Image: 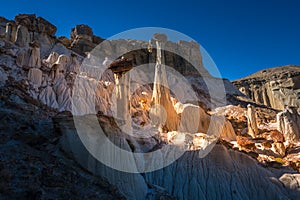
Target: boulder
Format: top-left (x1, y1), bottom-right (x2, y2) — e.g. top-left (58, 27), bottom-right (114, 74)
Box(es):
top-left (279, 173), bottom-right (300, 200)
top-left (176, 103), bottom-right (236, 141)
top-left (219, 119), bottom-right (237, 141)
top-left (272, 142), bottom-right (286, 157)
top-left (177, 103), bottom-right (210, 133)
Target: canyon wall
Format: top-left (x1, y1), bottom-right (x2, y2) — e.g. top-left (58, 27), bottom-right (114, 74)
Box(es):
top-left (232, 66), bottom-right (300, 110)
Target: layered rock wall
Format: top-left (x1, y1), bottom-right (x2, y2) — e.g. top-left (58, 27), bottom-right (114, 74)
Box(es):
top-left (233, 66), bottom-right (300, 110)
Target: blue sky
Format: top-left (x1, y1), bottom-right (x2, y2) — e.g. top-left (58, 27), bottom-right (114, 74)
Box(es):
top-left (2, 0), bottom-right (300, 80)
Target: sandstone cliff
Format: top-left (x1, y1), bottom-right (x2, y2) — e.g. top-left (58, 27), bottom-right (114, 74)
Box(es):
top-left (232, 65), bottom-right (300, 110)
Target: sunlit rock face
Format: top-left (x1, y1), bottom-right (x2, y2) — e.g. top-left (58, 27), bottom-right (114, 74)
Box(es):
top-left (176, 103), bottom-right (210, 133)
top-left (233, 65), bottom-right (300, 110)
top-left (43, 51), bottom-right (59, 67)
top-left (151, 37), bottom-right (179, 132)
top-left (175, 103), bottom-right (236, 141)
top-left (246, 104), bottom-right (259, 138)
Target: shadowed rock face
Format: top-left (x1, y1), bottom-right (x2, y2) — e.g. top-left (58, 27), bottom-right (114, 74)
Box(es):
top-left (233, 65), bottom-right (300, 110)
top-left (277, 106), bottom-right (300, 141)
top-left (69, 24), bottom-right (104, 55)
top-left (1, 14), bottom-right (57, 51)
top-left (14, 14), bottom-right (57, 35)
top-left (0, 94), bottom-right (126, 200)
top-left (56, 114), bottom-right (299, 200)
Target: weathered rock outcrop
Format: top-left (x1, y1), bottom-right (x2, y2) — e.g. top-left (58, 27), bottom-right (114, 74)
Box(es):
top-left (14, 14), bottom-right (56, 36)
top-left (277, 106), bottom-right (300, 141)
top-left (0, 95), bottom-right (125, 200)
top-left (55, 54), bottom-right (70, 71)
top-left (43, 51), bottom-right (59, 67)
top-left (15, 25), bottom-right (30, 47)
top-left (0, 16), bottom-right (9, 36)
top-left (145, 144), bottom-right (297, 200)
top-left (3, 14), bottom-right (57, 49)
top-left (56, 113), bottom-right (299, 200)
top-left (175, 103), bottom-right (236, 141)
top-left (27, 42), bottom-right (41, 68)
top-left (28, 68), bottom-right (43, 89)
top-left (57, 115), bottom-right (149, 200)
top-left (247, 104), bottom-right (258, 138)
top-left (5, 22), bottom-right (16, 42)
top-left (1, 14), bottom-right (300, 200)
top-left (67, 53), bottom-right (80, 73)
top-left (69, 24), bottom-right (104, 55)
top-left (16, 48), bottom-right (29, 67)
top-left (39, 85), bottom-right (59, 109)
top-left (151, 35), bottom-right (179, 132)
top-left (233, 65), bottom-right (300, 110)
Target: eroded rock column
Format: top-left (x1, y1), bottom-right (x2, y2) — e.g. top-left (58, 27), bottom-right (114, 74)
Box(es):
top-left (43, 51), bottom-right (59, 68)
top-left (15, 25), bottom-right (30, 47)
top-left (5, 22), bottom-right (16, 42)
top-left (277, 106), bottom-right (300, 141)
top-left (109, 58), bottom-right (132, 133)
top-left (247, 104), bottom-right (259, 138)
top-left (151, 34), bottom-right (179, 132)
top-left (27, 42), bottom-right (42, 90)
top-left (28, 41), bottom-right (41, 68)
